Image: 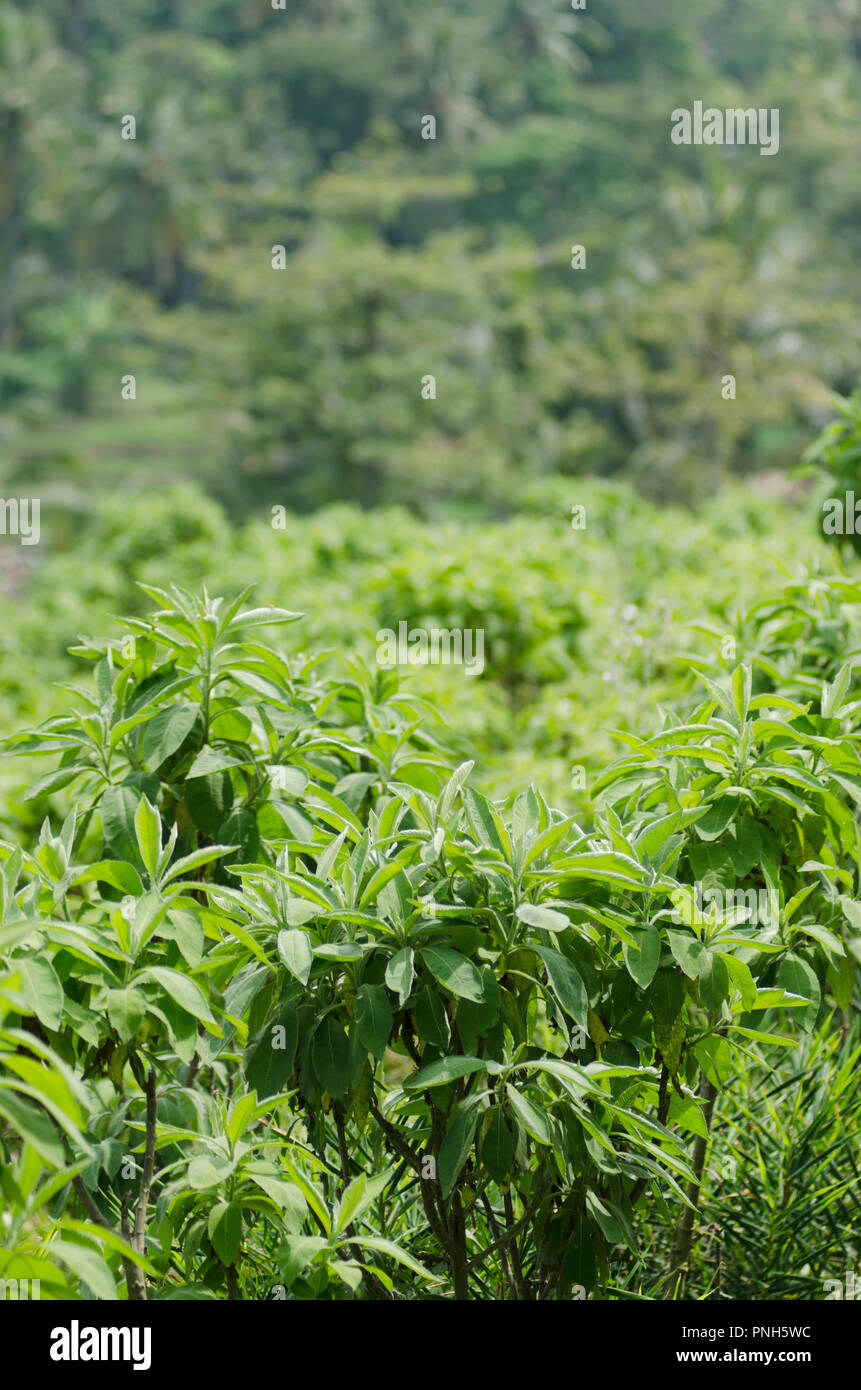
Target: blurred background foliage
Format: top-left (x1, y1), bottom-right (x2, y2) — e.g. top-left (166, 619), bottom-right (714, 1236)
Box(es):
top-left (0, 0), bottom-right (858, 511)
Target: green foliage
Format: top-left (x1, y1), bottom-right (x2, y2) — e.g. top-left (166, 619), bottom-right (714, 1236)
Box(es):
top-left (2, 567), bottom-right (860, 1299)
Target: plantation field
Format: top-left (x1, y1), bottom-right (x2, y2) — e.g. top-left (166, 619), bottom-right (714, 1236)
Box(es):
top-left (2, 0), bottom-right (861, 1312)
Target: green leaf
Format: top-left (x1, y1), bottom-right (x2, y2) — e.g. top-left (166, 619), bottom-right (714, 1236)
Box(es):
top-left (185, 768), bottom-right (235, 834)
top-left (134, 797), bottom-right (162, 882)
top-left (345, 1235), bottom-right (434, 1282)
top-left (516, 903), bottom-right (569, 933)
top-left (354, 984), bottom-right (393, 1060)
top-left (726, 817), bottom-right (762, 877)
top-left (649, 970), bottom-right (685, 1028)
top-left (531, 946), bottom-right (588, 1026)
top-left (413, 987), bottom-right (450, 1048)
top-left (698, 951), bottom-right (730, 1014)
top-left (187, 1154), bottom-right (235, 1191)
top-left (622, 924), bottom-right (661, 988)
top-left (505, 1083), bottom-right (551, 1145)
top-left (420, 945), bottom-right (485, 1002)
top-left (439, 1097), bottom-right (481, 1198)
top-left (438, 760), bottom-right (474, 820)
top-left (140, 702), bottom-right (198, 770)
top-left (227, 606), bottom-right (303, 631)
top-left (776, 953), bottom-right (821, 1031)
top-left (277, 929), bottom-right (314, 987)
top-left (562, 1216), bottom-right (597, 1291)
top-left (666, 931), bottom-right (707, 980)
top-left (218, 808), bottom-right (259, 866)
top-left (463, 786), bottom-right (510, 859)
top-left (695, 1035), bottom-right (732, 1088)
top-left (169, 909), bottom-right (205, 968)
top-left (314, 943), bottom-right (364, 963)
top-left (188, 748), bottom-right (242, 778)
top-left (839, 896), bottom-right (861, 933)
top-left (100, 785), bottom-right (141, 864)
top-left (51, 1240), bottom-right (118, 1301)
top-left (692, 796), bottom-right (738, 842)
top-left (16, 956), bottom-right (63, 1031)
top-left (312, 1016), bottom-right (351, 1098)
top-left (208, 1201), bottom-right (242, 1265)
top-left (163, 846), bottom-right (235, 887)
top-left (106, 988), bottom-right (146, 1043)
top-left (75, 860), bottom-right (144, 896)
top-left (333, 1169), bottom-right (391, 1237)
top-left (688, 841), bottom-right (734, 895)
top-left (137, 966), bottom-right (215, 1024)
top-left (722, 954), bottom-right (757, 1011)
top-left (481, 1108), bottom-right (515, 1184)
top-left (668, 1094), bottom-right (709, 1141)
top-left (0, 1090), bottom-right (65, 1166)
top-left (403, 1056), bottom-right (485, 1091)
top-left (385, 948), bottom-right (414, 1006)
top-left (245, 1002), bottom-right (299, 1099)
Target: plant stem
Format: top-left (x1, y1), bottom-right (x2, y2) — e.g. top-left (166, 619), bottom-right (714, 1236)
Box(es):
top-left (663, 1077), bottom-right (718, 1299)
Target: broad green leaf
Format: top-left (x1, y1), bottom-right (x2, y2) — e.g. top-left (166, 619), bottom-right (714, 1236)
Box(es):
top-left (0, 1091), bottom-right (65, 1166)
top-left (106, 988), bottom-right (146, 1043)
top-left (75, 861), bottom-right (144, 896)
top-left (403, 1056), bottom-right (485, 1091)
top-left (137, 966), bottom-right (214, 1024)
top-left (698, 950), bottom-right (730, 1014)
top-left (463, 786), bottom-right (510, 860)
top-left (481, 1108), bottom-right (515, 1184)
top-left (516, 903), bottom-right (569, 933)
top-left (134, 797), bottom-right (162, 882)
top-left (346, 1235), bottom-right (434, 1282)
top-left (622, 924), bottom-right (661, 988)
top-left (649, 969), bottom-right (685, 1028)
top-left (187, 1154), bottom-right (236, 1191)
top-left (208, 1201), bottom-right (242, 1265)
top-left (100, 785), bottom-right (141, 864)
top-left (505, 1083), bottom-right (551, 1145)
top-left (776, 953), bottom-right (821, 1031)
top-left (140, 702), bottom-right (198, 770)
top-left (438, 760), bottom-right (474, 820)
top-left (385, 948), bottom-right (414, 1006)
top-left (333, 1169), bottom-right (391, 1237)
top-left (439, 1097), bottom-right (481, 1198)
top-left (531, 945), bottom-right (588, 1026)
top-left (277, 929), bottom-right (313, 987)
top-left (16, 956), bottom-right (63, 1031)
top-left (666, 930), bottom-right (707, 980)
top-left (354, 984), bottom-right (393, 1060)
top-left (50, 1241), bottom-right (118, 1301)
top-left (312, 1016), bottom-right (351, 1099)
top-left (245, 1002), bottom-right (299, 1099)
top-left (420, 946), bottom-right (485, 1002)
top-left (413, 987), bottom-right (450, 1048)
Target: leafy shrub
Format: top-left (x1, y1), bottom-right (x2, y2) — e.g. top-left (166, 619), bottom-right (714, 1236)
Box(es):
top-left (2, 577), bottom-right (859, 1298)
